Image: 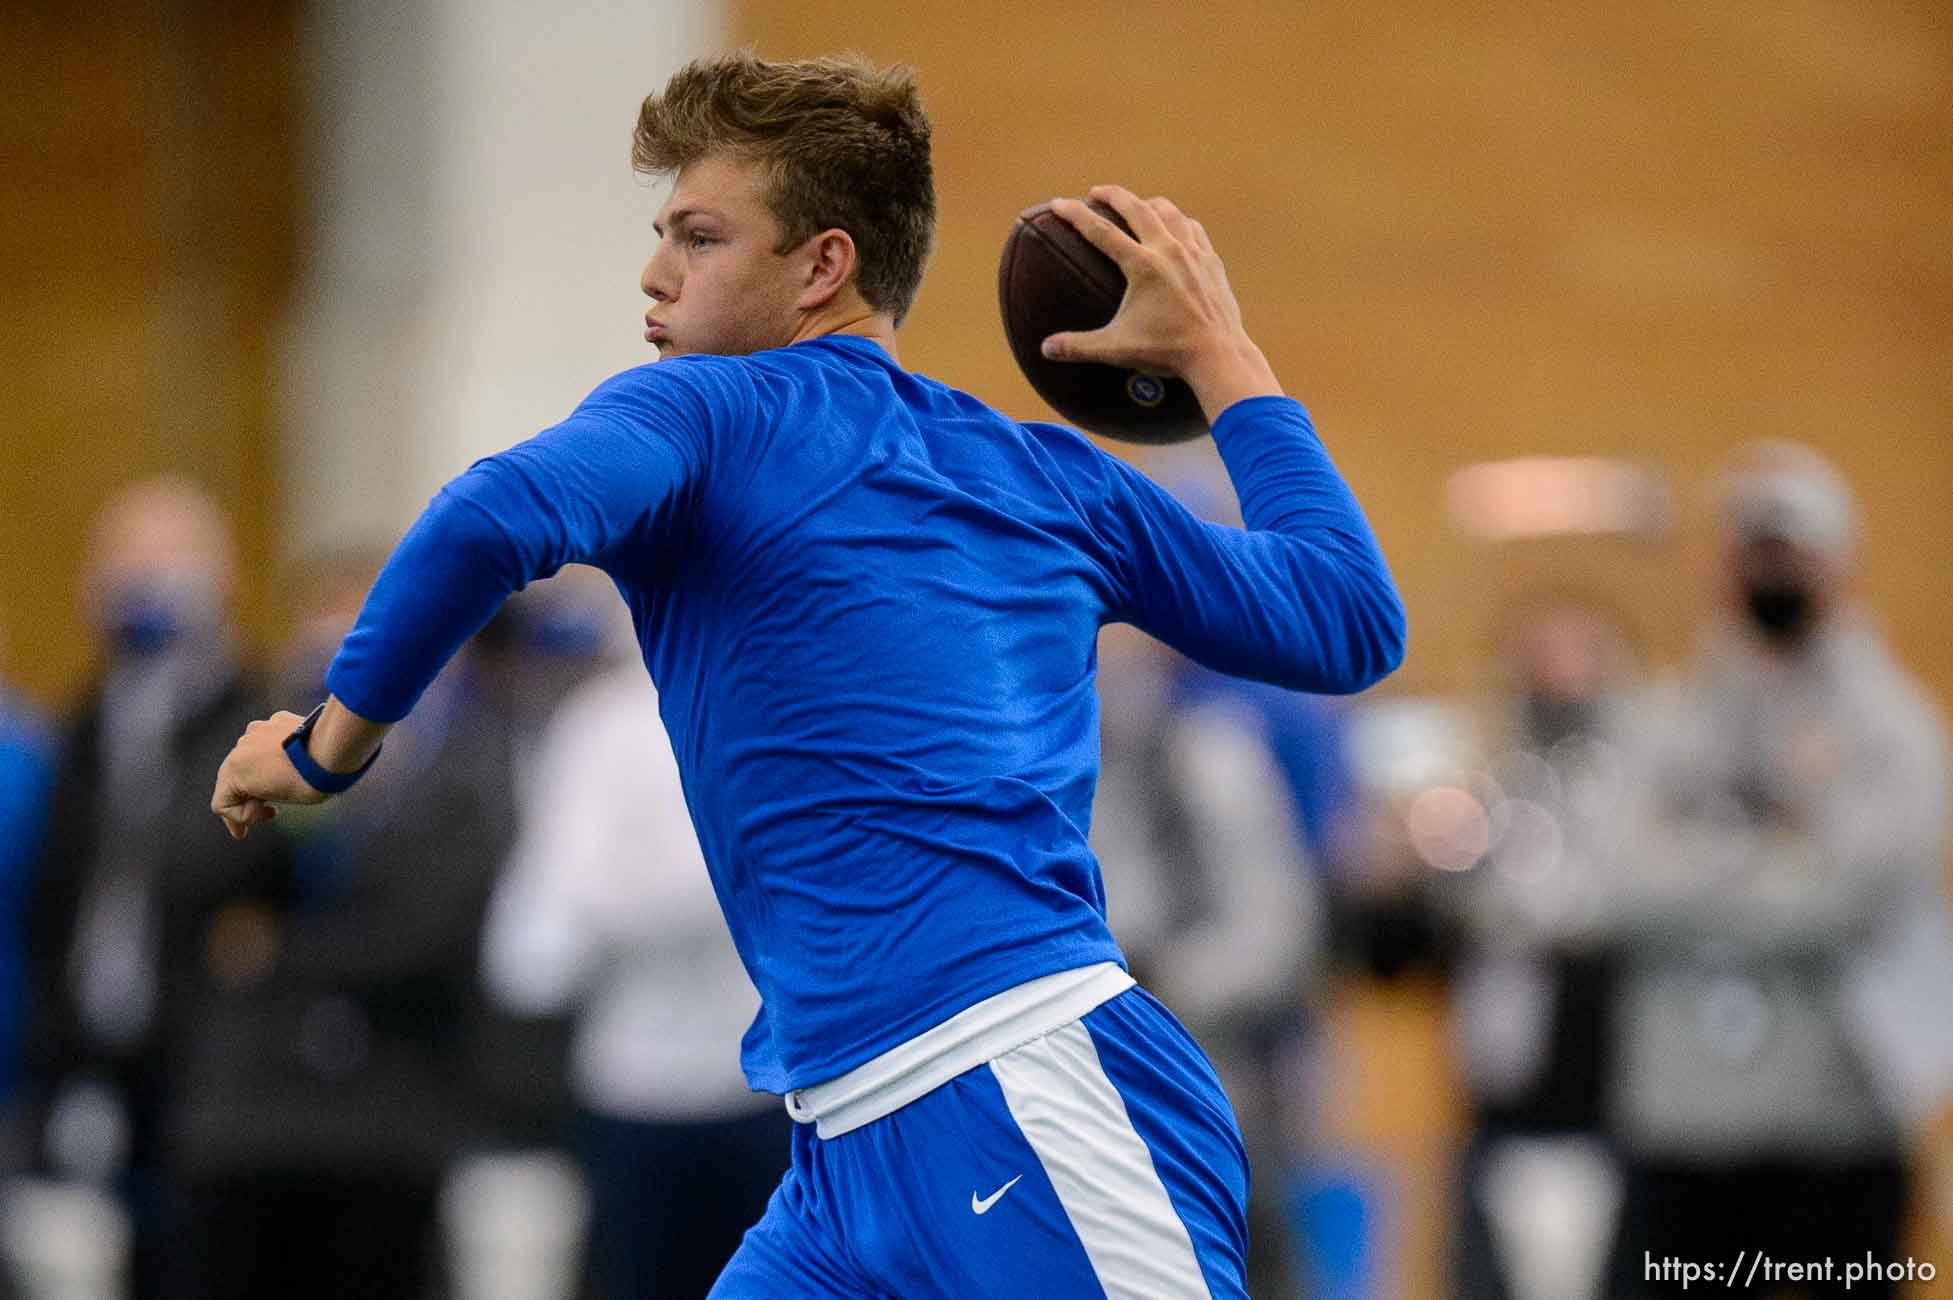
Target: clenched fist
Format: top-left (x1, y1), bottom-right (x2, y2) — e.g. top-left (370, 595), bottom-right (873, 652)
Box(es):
top-left (210, 711), bottom-right (326, 840)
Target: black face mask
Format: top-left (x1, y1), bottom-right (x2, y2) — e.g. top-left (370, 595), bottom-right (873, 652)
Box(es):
top-left (1744, 581), bottom-right (1814, 644)
top-left (104, 583), bottom-right (187, 656)
top-left (1521, 693), bottom-right (1599, 749)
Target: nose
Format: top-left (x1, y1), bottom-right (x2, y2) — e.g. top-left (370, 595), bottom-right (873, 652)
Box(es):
top-left (641, 242), bottom-right (675, 302)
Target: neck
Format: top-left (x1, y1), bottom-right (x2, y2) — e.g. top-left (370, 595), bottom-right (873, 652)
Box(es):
top-left (790, 301), bottom-right (901, 365)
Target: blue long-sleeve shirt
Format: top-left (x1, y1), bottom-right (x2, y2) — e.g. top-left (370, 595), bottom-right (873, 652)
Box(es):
top-left (328, 334), bottom-right (1403, 1091)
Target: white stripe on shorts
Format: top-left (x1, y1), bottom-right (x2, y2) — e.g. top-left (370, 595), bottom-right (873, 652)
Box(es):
top-left (987, 1018), bottom-right (1212, 1299)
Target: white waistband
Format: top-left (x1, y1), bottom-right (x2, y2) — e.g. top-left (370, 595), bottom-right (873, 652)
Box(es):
top-left (783, 962), bottom-right (1136, 1139)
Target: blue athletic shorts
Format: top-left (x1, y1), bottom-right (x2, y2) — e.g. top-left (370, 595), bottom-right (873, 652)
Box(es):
top-left (708, 985), bottom-right (1250, 1298)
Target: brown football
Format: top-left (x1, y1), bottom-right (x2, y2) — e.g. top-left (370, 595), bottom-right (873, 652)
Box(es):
top-left (996, 200), bottom-right (1208, 444)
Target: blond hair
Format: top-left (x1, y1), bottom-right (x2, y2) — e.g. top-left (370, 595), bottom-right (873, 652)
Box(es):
top-left (633, 52), bottom-right (936, 324)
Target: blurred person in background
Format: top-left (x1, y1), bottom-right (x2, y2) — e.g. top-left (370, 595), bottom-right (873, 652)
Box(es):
top-left (495, 565), bottom-right (622, 731)
top-left (16, 476), bottom-right (283, 1300)
top-left (164, 546), bottom-right (515, 1300)
top-left (0, 638), bottom-right (54, 1144)
top-left (0, 637), bottom-right (52, 1300)
top-left (444, 566), bottom-right (635, 1300)
top-left (1441, 595), bottom-right (1640, 1300)
top-left (481, 648), bottom-right (790, 1300)
top-left (1601, 442), bottom-right (1948, 1299)
top-left (1092, 623), bottom-right (1326, 1298)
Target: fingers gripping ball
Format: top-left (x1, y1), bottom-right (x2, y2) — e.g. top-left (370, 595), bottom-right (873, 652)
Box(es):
top-left (998, 200), bottom-right (1208, 444)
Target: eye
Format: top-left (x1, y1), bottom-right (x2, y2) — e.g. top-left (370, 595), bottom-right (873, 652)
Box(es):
top-left (687, 232), bottom-right (716, 251)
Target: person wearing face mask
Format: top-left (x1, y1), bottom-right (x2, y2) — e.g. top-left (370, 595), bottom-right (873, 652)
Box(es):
top-left (1597, 443), bottom-right (1949, 1299)
top-left (17, 477), bottom-right (291, 1300)
top-left (148, 544), bottom-right (530, 1300)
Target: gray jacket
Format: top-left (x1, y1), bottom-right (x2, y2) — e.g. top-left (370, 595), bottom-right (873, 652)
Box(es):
top-left (1601, 618), bottom-right (1947, 1162)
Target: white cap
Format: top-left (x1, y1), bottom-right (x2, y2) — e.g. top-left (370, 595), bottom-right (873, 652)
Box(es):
top-left (1719, 439), bottom-right (1858, 557)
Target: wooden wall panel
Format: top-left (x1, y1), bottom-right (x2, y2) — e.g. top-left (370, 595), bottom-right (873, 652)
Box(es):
top-left (735, 0), bottom-right (1953, 704)
top-left (0, 3), bottom-right (299, 705)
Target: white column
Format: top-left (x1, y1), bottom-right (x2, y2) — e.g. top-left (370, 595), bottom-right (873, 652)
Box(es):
top-left (285, 0), bottom-right (724, 554)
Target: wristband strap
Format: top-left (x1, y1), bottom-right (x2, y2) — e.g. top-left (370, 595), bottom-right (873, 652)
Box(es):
top-left (283, 702), bottom-right (382, 795)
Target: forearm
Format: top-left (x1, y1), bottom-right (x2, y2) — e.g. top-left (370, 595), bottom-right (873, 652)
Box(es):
top-left (1109, 399), bottom-right (1405, 696)
top-left (1182, 335), bottom-right (1284, 426)
top-left (1608, 822), bottom-right (1905, 954)
top-left (213, 490), bottom-right (520, 834)
top-left (305, 695), bottom-right (391, 776)
top-left (217, 393), bottom-right (693, 839)
top-left (1208, 398), bottom-right (1406, 691)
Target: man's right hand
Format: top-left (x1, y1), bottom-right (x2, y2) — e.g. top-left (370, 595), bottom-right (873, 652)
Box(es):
top-left (211, 696), bottom-right (390, 840)
top-left (1041, 184), bottom-right (1284, 424)
top-left (211, 711), bottom-right (326, 839)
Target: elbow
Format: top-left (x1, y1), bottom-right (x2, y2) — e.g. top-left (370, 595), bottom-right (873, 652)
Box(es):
top-left (1317, 579), bottom-right (1408, 696)
top-left (1351, 603), bottom-right (1409, 693)
top-left (1369, 585), bottom-right (1410, 684)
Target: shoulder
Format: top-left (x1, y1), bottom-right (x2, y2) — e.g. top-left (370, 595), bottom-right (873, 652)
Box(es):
top-left (537, 356), bottom-right (769, 489)
top-left (579, 354), bottom-right (761, 423)
top-left (0, 688), bottom-right (52, 756)
top-left (586, 337), bottom-right (884, 407)
top-left (0, 704), bottom-right (54, 808)
top-left (1860, 640), bottom-right (1947, 778)
top-left (1020, 416), bottom-right (1106, 461)
top-left (1014, 418), bottom-right (1139, 502)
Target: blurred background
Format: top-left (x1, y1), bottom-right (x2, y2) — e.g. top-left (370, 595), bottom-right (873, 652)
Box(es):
top-left (2, 1), bottom-right (1949, 1298)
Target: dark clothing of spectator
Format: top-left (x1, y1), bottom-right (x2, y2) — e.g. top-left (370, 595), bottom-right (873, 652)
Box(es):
top-left (1612, 1156), bottom-right (1908, 1299)
top-left (21, 666), bottom-right (289, 1299)
top-left (168, 666), bottom-right (513, 1298)
top-left (176, 1171), bottom-right (443, 1300)
top-left (578, 1108), bottom-right (791, 1300)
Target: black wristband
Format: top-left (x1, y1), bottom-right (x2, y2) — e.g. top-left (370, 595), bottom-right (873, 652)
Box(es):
top-left (283, 703), bottom-right (382, 795)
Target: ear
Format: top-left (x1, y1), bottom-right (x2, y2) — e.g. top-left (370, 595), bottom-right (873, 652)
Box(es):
top-left (795, 228), bottom-right (859, 312)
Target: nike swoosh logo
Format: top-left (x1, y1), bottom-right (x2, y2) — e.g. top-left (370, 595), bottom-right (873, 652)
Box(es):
top-left (971, 1174), bottom-right (1023, 1215)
